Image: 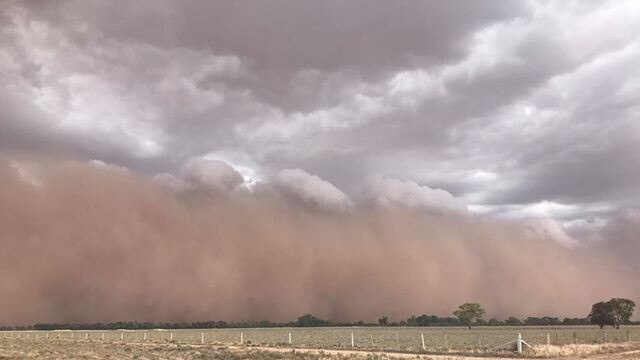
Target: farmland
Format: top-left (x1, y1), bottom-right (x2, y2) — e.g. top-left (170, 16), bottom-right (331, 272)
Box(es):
top-left (2, 326), bottom-right (640, 355)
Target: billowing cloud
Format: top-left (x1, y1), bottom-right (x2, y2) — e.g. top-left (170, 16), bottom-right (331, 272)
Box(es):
top-left (1, 1), bottom-right (638, 232)
top-left (362, 177), bottom-right (467, 215)
top-left (181, 159), bottom-right (244, 193)
top-left (1, 0), bottom-right (640, 324)
top-left (0, 155), bottom-right (638, 326)
top-left (154, 158), bottom-right (245, 196)
top-left (524, 218), bottom-right (578, 247)
top-left (274, 169), bottom-right (353, 213)
top-left (152, 172), bottom-right (191, 192)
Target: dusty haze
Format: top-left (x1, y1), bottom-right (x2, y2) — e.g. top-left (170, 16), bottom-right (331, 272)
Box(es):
top-left (0, 154), bottom-right (637, 326)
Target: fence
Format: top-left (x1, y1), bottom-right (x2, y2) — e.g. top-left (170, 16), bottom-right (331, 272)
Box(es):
top-left (1, 326), bottom-right (639, 354)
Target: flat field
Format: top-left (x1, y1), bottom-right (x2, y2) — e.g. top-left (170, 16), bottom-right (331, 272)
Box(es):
top-left (2, 336), bottom-right (640, 360)
top-left (3, 326), bottom-right (640, 353)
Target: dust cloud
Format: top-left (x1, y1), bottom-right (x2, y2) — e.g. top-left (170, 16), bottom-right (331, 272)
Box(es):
top-left (0, 154), bottom-right (637, 326)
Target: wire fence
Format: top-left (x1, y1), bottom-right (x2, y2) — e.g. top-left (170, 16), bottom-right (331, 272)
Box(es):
top-left (2, 326), bottom-right (639, 353)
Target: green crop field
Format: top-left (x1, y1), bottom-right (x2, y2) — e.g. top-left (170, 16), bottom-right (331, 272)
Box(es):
top-left (3, 326), bottom-right (640, 353)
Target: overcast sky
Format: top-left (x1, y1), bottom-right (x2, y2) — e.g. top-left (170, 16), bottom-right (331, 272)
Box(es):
top-left (2, 0), bottom-right (640, 239)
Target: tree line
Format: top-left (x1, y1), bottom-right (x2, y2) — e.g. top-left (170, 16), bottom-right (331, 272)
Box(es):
top-left (1, 298), bottom-right (635, 331)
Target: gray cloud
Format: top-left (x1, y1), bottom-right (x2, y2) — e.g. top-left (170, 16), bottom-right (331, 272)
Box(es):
top-left (1, 0), bottom-right (639, 243)
top-left (362, 177), bottom-right (467, 215)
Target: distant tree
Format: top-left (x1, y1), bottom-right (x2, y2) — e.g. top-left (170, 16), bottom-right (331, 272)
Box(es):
top-left (608, 298), bottom-right (636, 329)
top-left (216, 321), bottom-right (228, 328)
top-left (488, 318), bottom-right (501, 326)
top-left (562, 317), bottom-right (591, 326)
top-left (453, 303), bottom-right (485, 329)
top-left (589, 302), bottom-right (615, 329)
top-left (378, 317), bottom-right (388, 326)
top-left (505, 316), bottom-right (522, 326)
top-left (294, 314), bottom-right (330, 327)
top-left (523, 317), bottom-right (561, 326)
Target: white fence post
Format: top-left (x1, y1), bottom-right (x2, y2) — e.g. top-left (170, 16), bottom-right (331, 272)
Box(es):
top-left (85, 333), bottom-right (88, 340)
top-left (121, 332), bottom-right (124, 342)
top-left (101, 333), bottom-right (104, 341)
top-left (240, 332), bottom-right (243, 344)
top-left (144, 332), bottom-right (147, 341)
top-left (351, 332), bottom-right (355, 348)
top-left (517, 333), bottom-right (523, 354)
top-left (170, 332), bottom-right (173, 341)
top-left (288, 332), bottom-right (292, 345)
top-left (421, 333), bottom-right (426, 351)
top-left (201, 332), bottom-right (204, 344)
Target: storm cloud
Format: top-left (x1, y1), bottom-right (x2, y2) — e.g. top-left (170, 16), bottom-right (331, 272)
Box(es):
top-left (1, 1), bottom-right (639, 324)
top-left (0, 155), bottom-right (638, 326)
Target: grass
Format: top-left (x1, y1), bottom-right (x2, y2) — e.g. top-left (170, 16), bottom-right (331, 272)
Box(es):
top-left (531, 342), bottom-right (640, 357)
top-left (2, 326), bottom-right (640, 355)
top-left (0, 339), bottom-right (404, 359)
top-left (3, 336), bottom-right (640, 359)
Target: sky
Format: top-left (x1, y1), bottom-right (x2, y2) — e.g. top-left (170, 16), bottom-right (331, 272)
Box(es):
top-left (1, 1), bottom-right (640, 323)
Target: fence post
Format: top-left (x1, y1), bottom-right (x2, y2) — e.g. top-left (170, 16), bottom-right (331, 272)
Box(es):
top-left (144, 332), bottom-right (147, 341)
top-left (101, 333), bottom-right (104, 341)
top-left (547, 333), bottom-right (550, 345)
top-left (444, 333), bottom-right (448, 348)
top-left (478, 334), bottom-right (481, 347)
top-left (170, 332), bottom-right (173, 341)
top-left (85, 333), bottom-right (88, 340)
top-left (121, 332), bottom-right (124, 342)
top-left (573, 332), bottom-right (577, 344)
top-left (421, 333), bottom-right (426, 351)
top-left (626, 330), bottom-right (630, 342)
top-left (288, 332), bottom-right (292, 345)
top-left (351, 332), bottom-right (355, 348)
top-left (201, 332), bottom-right (204, 344)
top-left (240, 332), bottom-right (243, 344)
top-left (517, 333), bottom-right (523, 354)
